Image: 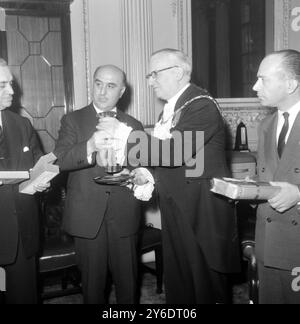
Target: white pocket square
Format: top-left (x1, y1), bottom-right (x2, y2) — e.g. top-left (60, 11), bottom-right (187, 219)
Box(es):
top-left (23, 146), bottom-right (30, 152)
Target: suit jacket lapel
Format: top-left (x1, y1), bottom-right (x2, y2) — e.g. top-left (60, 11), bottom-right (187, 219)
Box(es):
top-left (82, 104), bottom-right (99, 140)
top-left (116, 109), bottom-right (131, 126)
top-left (275, 111), bottom-right (300, 179)
top-left (263, 113), bottom-right (279, 178)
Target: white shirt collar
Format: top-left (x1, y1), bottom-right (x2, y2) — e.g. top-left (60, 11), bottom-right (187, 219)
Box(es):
top-left (93, 103), bottom-right (117, 115)
top-left (162, 83), bottom-right (190, 121)
top-left (278, 100), bottom-right (300, 120)
top-left (167, 83), bottom-right (190, 109)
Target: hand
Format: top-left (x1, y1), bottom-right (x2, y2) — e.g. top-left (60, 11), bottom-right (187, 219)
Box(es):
top-left (96, 117), bottom-right (122, 136)
top-left (130, 168), bottom-right (149, 186)
top-left (268, 182), bottom-right (300, 213)
top-left (96, 147), bottom-right (117, 168)
top-left (87, 130), bottom-right (114, 155)
top-left (33, 182), bottom-right (51, 193)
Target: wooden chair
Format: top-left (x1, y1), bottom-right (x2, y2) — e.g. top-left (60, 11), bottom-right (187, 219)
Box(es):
top-left (237, 202), bottom-right (259, 304)
top-left (139, 224), bottom-right (163, 294)
top-left (39, 233), bottom-right (81, 301)
top-left (38, 180), bottom-right (81, 301)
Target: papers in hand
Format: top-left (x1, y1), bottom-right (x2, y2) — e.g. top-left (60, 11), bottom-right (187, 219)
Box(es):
top-left (0, 171), bottom-right (30, 184)
top-left (19, 153), bottom-right (59, 195)
top-left (210, 177), bottom-right (281, 200)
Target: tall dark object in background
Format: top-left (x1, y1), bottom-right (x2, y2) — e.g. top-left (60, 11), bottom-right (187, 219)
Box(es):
top-left (230, 0), bottom-right (266, 97)
top-left (192, 0), bottom-right (265, 98)
top-left (0, 0), bottom-right (74, 153)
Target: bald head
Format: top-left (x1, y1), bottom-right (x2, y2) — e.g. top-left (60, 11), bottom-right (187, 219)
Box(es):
top-left (92, 65), bottom-right (126, 111)
top-left (93, 65), bottom-right (126, 87)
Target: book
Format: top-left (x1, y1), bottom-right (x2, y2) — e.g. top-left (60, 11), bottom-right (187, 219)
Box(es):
top-left (0, 171), bottom-right (30, 184)
top-left (210, 177), bottom-right (281, 200)
top-left (19, 153), bottom-right (59, 195)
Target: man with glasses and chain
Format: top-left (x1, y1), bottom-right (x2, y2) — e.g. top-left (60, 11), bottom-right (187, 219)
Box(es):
top-left (98, 49), bottom-right (241, 304)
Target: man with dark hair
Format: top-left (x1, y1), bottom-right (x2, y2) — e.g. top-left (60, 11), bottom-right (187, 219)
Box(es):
top-left (253, 49), bottom-right (300, 304)
top-left (0, 58), bottom-right (49, 304)
top-left (54, 65), bottom-right (144, 304)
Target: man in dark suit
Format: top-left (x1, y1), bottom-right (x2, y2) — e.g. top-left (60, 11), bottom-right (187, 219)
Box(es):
top-left (0, 58), bottom-right (49, 304)
top-left (253, 50), bottom-right (300, 304)
top-left (100, 49), bottom-right (241, 304)
top-left (54, 65), bottom-right (144, 304)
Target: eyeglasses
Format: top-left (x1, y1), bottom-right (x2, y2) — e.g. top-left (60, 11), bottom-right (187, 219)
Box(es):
top-left (146, 66), bottom-right (179, 80)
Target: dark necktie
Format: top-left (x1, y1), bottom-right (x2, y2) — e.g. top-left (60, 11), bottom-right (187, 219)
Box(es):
top-left (277, 112), bottom-right (289, 158)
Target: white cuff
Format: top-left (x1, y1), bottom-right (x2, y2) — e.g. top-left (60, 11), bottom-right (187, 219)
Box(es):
top-left (132, 168), bottom-right (155, 201)
top-left (137, 168), bottom-right (155, 184)
top-left (133, 182), bottom-right (155, 201)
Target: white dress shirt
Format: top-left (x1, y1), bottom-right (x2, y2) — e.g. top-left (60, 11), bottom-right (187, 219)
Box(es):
top-left (276, 100), bottom-right (300, 144)
top-left (153, 83), bottom-right (190, 140)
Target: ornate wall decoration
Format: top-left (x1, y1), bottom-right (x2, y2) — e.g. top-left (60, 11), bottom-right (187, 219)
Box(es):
top-left (218, 99), bottom-right (275, 151)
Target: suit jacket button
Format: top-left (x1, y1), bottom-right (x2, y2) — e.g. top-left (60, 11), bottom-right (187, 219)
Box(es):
top-left (266, 217), bottom-right (272, 223)
top-left (292, 220), bottom-right (298, 226)
top-left (262, 168), bottom-right (265, 173)
top-left (295, 168), bottom-right (300, 174)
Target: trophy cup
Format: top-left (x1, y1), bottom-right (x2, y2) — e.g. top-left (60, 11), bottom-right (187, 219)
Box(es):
top-left (93, 111), bottom-right (132, 186)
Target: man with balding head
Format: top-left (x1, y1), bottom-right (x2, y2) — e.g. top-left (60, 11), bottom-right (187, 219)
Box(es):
top-left (253, 50), bottom-right (300, 304)
top-left (54, 65), bottom-right (144, 304)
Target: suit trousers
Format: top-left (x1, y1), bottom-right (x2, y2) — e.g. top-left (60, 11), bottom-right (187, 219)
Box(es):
top-left (159, 194), bottom-right (232, 304)
top-left (0, 235), bottom-right (37, 304)
top-left (258, 261), bottom-right (300, 304)
top-left (74, 211), bottom-right (138, 304)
